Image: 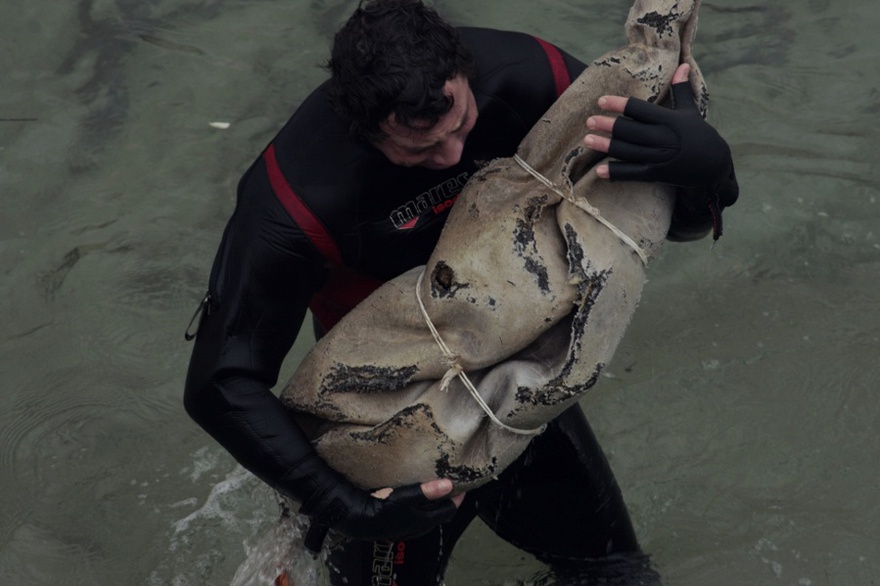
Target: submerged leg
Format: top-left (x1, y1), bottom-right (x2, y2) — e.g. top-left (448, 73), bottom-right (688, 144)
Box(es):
top-left (325, 497), bottom-right (479, 585)
top-left (472, 404), bottom-right (661, 583)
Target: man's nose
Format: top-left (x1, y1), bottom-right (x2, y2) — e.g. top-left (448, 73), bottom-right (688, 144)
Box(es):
top-left (430, 137), bottom-right (465, 168)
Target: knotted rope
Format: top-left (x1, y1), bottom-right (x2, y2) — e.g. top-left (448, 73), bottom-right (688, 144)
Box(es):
top-left (513, 153), bottom-right (650, 266)
top-left (415, 272), bottom-right (546, 436)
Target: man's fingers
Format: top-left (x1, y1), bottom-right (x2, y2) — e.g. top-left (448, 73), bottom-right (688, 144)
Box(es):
top-left (612, 117), bottom-right (678, 146)
top-left (584, 115), bottom-right (614, 153)
top-left (586, 114), bottom-right (615, 134)
top-left (424, 479), bottom-right (465, 509)
top-left (672, 63), bottom-right (690, 85)
top-left (419, 478), bottom-right (454, 500)
top-left (587, 62), bottom-right (696, 184)
top-left (596, 95), bottom-right (628, 113)
top-left (583, 134), bottom-right (611, 153)
top-left (373, 478), bottom-right (464, 509)
top-left (371, 487), bottom-right (393, 499)
top-left (595, 63), bottom-right (687, 121)
top-left (609, 138), bottom-right (675, 165)
top-left (371, 478), bottom-right (453, 501)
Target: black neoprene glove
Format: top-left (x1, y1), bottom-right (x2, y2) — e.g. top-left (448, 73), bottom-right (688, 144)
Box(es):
top-left (608, 80), bottom-right (738, 240)
top-left (607, 80), bottom-right (733, 189)
top-left (281, 450), bottom-right (458, 552)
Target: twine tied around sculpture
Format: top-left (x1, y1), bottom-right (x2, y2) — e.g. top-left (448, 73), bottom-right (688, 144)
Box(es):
top-left (414, 272), bottom-right (546, 437)
top-left (513, 153), bottom-right (650, 266)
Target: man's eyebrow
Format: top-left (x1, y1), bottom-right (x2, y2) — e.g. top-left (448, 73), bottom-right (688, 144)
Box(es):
top-left (401, 97), bottom-right (470, 154)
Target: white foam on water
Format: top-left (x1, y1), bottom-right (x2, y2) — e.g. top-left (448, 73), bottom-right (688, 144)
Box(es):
top-left (172, 464), bottom-right (257, 539)
top-left (230, 514), bottom-right (324, 586)
top-left (147, 454), bottom-right (278, 585)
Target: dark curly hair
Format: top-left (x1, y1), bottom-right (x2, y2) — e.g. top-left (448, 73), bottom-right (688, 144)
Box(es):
top-left (325, 0), bottom-right (476, 144)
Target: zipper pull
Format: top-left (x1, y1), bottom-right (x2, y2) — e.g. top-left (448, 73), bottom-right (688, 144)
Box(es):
top-left (184, 293), bottom-right (211, 341)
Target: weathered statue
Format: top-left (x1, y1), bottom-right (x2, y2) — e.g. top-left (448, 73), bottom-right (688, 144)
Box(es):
top-left (282, 0), bottom-right (707, 493)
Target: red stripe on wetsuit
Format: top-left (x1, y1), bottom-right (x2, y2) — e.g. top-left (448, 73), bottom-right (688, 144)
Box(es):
top-left (532, 36), bottom-right (572, 97)
top-left (263, 144), bottom-right (382, 332)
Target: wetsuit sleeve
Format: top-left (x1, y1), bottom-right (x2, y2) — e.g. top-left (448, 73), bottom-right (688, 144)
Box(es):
top-left (182, 179), bottom-right (458, 546)
top-left (183, 185), bottom-right (326, 495)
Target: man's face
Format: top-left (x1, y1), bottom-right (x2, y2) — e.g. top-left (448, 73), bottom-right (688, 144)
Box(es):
top-left (374, 74), bottom-right (478, 170)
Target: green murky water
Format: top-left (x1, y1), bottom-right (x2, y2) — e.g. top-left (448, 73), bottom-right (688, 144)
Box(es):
top-left (2, 1), bottom-right (878, 584)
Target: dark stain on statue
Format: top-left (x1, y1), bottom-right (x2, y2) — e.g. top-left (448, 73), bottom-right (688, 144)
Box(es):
top-left (514, 384), bottom-right (575, 407)
top-left (471, 165), bottom-right (502, 183)
top-left (558, 224), bottom-right (611, 383)
top-left (594, 56), bottom-right (622, 68)
top-left (281, 393), bottom-right (344, 420)
top-left (564, 362), bottom-right (605, 394)
top-left (563, 145), bottom-right (595, 185)
top-left (522, 257), bottom-right (550, 293)
top-left (435, 453), bottom-right (497, 484)
top-left (563, 223), bottom-right (585, 271)
top-left (521, 362), bottom-right (605, 410)
top-left (349, 403), bottom-right (435, 445)
top-left (430, 261), bottom-right (471, 298)
top-left (561, 269), bottom-right (610, 381)
top-left (322, 362), bottom-right (418, 394)
top-left (637, 10), bottom-right (677, 37)
top-left (513, 196), bottom-right (551, 294)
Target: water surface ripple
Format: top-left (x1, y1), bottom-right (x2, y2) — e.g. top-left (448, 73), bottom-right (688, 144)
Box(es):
top-left (1, 0), bottom-right (878, 584)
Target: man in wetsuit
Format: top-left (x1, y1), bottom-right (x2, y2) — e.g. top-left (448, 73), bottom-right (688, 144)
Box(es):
top-left (183, 0), bottom-right (739, 583)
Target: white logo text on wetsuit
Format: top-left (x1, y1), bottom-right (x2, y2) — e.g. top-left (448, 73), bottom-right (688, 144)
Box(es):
top-left (390, 172), bottom-right (469, 230)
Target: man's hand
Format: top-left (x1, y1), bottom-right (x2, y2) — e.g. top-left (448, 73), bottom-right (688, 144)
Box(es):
top-left (582, 63), bottom-right (732, 189)
top-left (298, 463), bottom-right (464, 553)
top-left (372, 478), bottom-right (466, 508)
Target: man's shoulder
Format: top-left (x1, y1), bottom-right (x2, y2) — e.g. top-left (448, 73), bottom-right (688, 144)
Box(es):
top-left (280, 82), bottom-right (350, 150)
top-left (269, 82), bottom-right (371, 187)
top-left (459, 27), bottom-right (584, 91)
top-left (458, 26), bottom-right (540, 60)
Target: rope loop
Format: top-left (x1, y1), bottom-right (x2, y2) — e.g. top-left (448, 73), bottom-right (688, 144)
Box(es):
top-left (513, 153), bottom-right (649, 266)
top-left (415, 272), bottom-right (545, 436)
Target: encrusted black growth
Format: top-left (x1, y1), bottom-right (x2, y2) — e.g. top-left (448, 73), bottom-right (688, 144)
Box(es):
top-left (594, 56), bottom-right (622, 68)
top-left (430, 261), bottom-right (471, 298)
top-left (513, 360), bottom-right (606, 409)
top-left (522, 257), bottom-right (550, 293)
top-left (564, 147), bottom-right (582, 166)
top-left (698, 85), bottom-right (710, 116)
top-left (281, 393), bottom-right (345, 421)
top-left (556, 224), bottom-right (612, 384)
top-left (471, 166), bottom-right (502, 183)
top-left (322, 363), bottom-right (418, 394)
top-left (349, 403), bottom-right (436, 445)
top-left (434, 453), bottom-right (497, 484)
top-left (513, 195), bottom-right (551, 294)
top-left (563, 223), bottom-right (586, 273)
top-left (562, 145), bottom-right (595, 185)
top-left (563, 361), bottom-right (605, 394)
top-left (637, 10), bottom-right (678, 37)
top-left (514, 384), bottom-right (575, 407)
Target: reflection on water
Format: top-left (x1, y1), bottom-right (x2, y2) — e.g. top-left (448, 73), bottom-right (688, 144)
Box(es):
top-left (1, 0), bottom-right (878, 584)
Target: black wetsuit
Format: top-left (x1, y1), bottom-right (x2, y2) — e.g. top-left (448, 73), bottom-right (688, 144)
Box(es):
top-left (185, 27), bottom-right (735, 584)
